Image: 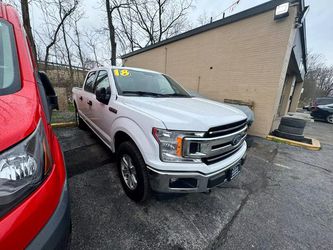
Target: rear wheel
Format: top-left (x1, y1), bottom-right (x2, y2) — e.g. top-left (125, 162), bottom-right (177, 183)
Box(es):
top-left (74, 104), bottom-right (86, 129)
top-left (326, 114), bottom-right (333, 124)
top-left (117, 141), bottom-right (150, 202)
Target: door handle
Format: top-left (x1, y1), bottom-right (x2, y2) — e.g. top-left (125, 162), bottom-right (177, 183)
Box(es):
top-left (87, 100), bottom-right (92, 106)
top-left (109, 107), bottom-right (118, 114)
top-left (79, 96), bottom-right (83, 101)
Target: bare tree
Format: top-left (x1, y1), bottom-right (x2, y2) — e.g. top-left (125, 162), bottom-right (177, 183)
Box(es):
top-left (105, 0), bottom-right (129, 65)
top-left (37, 0), bottom-right (78, 71)
top-left (127, 0), bottom-right (193, 46)
top-left (21, 0), bottom-right (38, 63)
top-left (59, 1), bottom-right (80, 82)
top-left (301, 52), bottom-right (333, 105)
top-left (116, 1), bottom-right (141, 52)
top-left (197, 10), bottom-right (211, 26)
top-left (72, 12), bottom-right (85, 69)
top-left (85, 31), bottom-right (101, 67)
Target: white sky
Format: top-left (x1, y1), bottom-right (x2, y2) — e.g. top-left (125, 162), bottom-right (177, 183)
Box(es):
top-left (27, 0), bottom-right (333, 66)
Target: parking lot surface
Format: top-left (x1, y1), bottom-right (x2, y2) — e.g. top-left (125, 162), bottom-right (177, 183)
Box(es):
top-left (55, 121), bottom-right (333, 249)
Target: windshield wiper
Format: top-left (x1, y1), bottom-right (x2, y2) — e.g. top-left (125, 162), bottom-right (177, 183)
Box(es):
top-left (160, 93), bottom-right (189, 97)
top-left (122, 91), bottom-right (164, 97)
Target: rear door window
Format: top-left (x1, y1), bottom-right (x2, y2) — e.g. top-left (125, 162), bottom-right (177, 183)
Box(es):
top-left (0, 20), bottom-right (21, 96)
top-left (84, 71), bottom-right (97, 93)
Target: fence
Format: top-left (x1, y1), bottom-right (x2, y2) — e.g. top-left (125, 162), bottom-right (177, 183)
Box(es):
top-left (38, 61), bottom-right (89, 106)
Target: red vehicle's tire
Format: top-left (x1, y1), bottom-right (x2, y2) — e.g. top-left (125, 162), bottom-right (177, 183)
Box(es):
top-left (117, 141), bottom-right (151, 202)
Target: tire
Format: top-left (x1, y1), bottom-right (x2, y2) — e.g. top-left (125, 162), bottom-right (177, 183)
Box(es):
top-left (280, 117), bottom-right (306, 128)
top-left (117, 141), bottom-right (150, 202)
top-left (273, 130), bottom-right (304, 141)
top-left (74, 104), bottom-right (86, 129)
top-left (327, 114), bottom-right (333, 124)
top-left (278, 124), bottom-right (304, 135)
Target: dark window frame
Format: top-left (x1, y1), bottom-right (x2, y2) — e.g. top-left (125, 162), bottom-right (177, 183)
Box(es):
top-left (0, 19), bottom-right (21, 96)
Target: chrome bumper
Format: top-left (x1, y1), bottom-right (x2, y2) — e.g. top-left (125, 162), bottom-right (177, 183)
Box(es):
top-left (147, 153), bottom-right (247, 193)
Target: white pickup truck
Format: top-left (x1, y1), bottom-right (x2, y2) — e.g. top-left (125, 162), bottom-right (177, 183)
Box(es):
top-left (72, 67), bottom-right (248, 202)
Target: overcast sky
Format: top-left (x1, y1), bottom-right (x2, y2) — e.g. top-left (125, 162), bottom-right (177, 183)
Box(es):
top-left (28, 0), bottom-right (332, 66)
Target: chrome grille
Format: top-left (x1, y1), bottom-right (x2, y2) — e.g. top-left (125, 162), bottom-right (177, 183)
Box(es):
top-left (183, 120), bottom-right (247, 165)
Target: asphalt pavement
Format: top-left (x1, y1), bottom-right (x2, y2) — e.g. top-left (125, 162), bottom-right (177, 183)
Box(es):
top-left (55, 121), bottom-right (333, 250)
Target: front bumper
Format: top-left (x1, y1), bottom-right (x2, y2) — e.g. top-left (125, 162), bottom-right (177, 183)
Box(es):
top-left (27, 180), bottom-right (71, 250)
top-left (147, 153), bottom-right (247, 193)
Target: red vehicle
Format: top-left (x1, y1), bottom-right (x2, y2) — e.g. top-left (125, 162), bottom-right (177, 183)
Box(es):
top-left (0, 3), bottom-right (70, 249)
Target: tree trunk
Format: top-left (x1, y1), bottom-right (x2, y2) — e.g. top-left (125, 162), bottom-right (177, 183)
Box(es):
top-left (74, 22), bottom-right (85, 69)
top-left (21, 0), bottom-right (38, 65)
top-left (62, 23), bottom-right (74, 82)
top-left (106, 0), bottom-right (117, 66)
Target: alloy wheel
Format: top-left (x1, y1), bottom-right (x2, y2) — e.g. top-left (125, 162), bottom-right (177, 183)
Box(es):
top-left (120, 154), bottom-right (138, 190)
top-left (327, 114), bottom-right (333, 124)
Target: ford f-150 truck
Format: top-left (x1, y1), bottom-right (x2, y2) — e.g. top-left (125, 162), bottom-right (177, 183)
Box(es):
top-left (0, 3), bottom-right (70, 248)
top-left (72, 67), bottom-right (248, 202)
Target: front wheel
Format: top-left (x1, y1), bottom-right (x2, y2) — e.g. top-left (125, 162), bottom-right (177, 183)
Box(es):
top-left (117, 141), bottom-right (151, 202)
top-left (326, 114), bottom-right (333, 124)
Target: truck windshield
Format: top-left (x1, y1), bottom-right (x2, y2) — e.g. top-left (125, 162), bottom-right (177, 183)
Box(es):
top-left (112, 69), bottom-right (190, 97)
top-left (0, 20), bottom-right (21, 96)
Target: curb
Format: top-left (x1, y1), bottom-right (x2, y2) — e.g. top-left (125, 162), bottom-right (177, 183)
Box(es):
top-left (266, 135), bottom-right (321, 151)
top-left (51, 121), bottom-right (77, 128)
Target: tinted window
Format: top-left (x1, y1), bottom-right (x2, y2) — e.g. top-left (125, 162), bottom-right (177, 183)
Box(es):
top-left (84, 71), bottom-right (97, 93)
top-left (0, 20), bottom-right (21, 96)
top-left (317, 98), bottom-right (333, 105)
top-left (112, 69), bottom-right (189, 97)
top-left (94, 70), bottom-right (111, 94)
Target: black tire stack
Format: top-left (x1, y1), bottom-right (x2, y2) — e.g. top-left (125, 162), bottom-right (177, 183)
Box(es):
top-left (273, 117), bottom-right (306, 141)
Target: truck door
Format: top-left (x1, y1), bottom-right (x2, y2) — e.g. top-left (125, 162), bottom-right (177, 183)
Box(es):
top-left (79, 70), bottom-right (97, 124)
top-left (91, 70), bottom-right (114, 144)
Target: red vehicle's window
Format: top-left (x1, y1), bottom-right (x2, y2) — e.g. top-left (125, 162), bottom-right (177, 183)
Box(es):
top-left (0, 19), bottom-right (21, 96)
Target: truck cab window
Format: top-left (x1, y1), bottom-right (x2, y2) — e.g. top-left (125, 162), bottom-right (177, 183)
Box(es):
top-left (94, 70), bottom-right (111, 95)
top-left (84, 71), bottom-right (97, 93)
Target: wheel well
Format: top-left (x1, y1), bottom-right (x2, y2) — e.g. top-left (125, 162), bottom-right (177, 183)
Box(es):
top-left (114, 131), bottom-right (135, 151)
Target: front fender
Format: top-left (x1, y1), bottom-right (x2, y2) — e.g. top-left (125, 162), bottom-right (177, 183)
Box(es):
top-left (110, 117), bottom-right (158, 163)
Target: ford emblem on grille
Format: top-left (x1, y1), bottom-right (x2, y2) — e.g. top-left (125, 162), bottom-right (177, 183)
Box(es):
top-left (232, 134), bottom-right (242, 146)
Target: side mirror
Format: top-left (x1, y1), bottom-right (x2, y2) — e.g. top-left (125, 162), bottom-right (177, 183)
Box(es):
top-left (96, 87), bottom-right (110, 105)
top-left (38, 72), bottom-right (59, 110)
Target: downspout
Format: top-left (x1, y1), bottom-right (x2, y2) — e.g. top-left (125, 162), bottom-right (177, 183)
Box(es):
top-left (164, 47), bottom-right (168, 74)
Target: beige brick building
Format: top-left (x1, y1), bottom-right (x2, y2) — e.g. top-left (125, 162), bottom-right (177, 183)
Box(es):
top-left (121, 0), bottom-right (308, 137)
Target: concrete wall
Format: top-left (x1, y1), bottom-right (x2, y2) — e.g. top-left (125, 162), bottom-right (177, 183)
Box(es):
top-left (123, 7), bottom-right (297, 137)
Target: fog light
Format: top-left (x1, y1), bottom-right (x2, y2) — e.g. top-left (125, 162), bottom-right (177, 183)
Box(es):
top-left (170, 177), bottom-right (177, 183)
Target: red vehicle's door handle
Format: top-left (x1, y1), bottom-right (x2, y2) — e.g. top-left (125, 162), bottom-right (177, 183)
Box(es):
top-left (87, 100), bottom-right (92, 106)
top-left (79, 96), bottom-right (83, 101)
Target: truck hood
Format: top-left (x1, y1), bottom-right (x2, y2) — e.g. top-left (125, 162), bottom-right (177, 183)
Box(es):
top-left (120, 97), bottom-right (247, 131)
top-left (0, 82), bottom-right (40, 152)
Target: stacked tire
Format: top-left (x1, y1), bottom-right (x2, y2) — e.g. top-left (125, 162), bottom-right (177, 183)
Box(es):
top-left (273, 117), bottom-right (306, 141)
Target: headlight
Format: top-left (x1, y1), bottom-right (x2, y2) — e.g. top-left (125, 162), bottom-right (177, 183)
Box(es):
top-left (152, 128), bottom-right (204, 162)
top-left (0, 120), bottom-right (53, 216)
